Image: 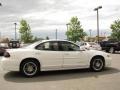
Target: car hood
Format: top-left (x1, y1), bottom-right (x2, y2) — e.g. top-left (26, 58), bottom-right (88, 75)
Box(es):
top-left (86, 49), bottom-right (108, 56)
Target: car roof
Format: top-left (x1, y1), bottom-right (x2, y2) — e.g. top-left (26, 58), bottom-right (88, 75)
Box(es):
top-left (25, 39), bottom-right (79, 49)
top-left (41, 39), bottom-right (77, 45)
top-left (41, 39), bottom-right (68, 42)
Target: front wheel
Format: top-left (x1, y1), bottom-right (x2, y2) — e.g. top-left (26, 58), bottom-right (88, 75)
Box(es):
top-left (20, 60), bottom-right (40, 77)
top-left (90, 57), bottom-right (105, 72)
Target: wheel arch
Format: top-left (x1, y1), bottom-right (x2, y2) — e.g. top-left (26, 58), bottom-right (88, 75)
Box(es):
top-left (19, 57), bottom-right (41, 71)
top-left (90, 55), bottom-right (105, 65)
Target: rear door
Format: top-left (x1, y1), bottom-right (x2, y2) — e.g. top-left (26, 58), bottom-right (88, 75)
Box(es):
top-left (35, 41), bottom-right (63, 70)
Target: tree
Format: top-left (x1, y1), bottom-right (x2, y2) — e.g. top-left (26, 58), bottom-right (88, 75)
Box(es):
top-left (66, 16), bottom-right (87, 42)
top-left (19, 19), bottom-right (33, 43)
top-left (110, 19), bottom-right (120, 41)
top-left (32, 36), bottom-right (39, 42)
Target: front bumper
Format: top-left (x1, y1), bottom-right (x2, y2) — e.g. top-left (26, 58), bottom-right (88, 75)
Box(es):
top-left (1, 57), bottom-right (19, 71)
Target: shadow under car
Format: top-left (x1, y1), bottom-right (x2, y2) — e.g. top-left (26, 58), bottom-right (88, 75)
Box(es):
top-left (4, 67), bottom-right (120, 83)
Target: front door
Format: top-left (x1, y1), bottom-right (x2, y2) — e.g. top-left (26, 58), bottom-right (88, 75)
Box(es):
top-left (59, 41), bottom-right (86, 68)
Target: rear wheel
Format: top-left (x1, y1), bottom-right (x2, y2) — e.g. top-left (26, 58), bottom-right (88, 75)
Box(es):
top-left (90, 57), bottom-right (105, 72)
top-left (20, 60), bottom-right (40, 77)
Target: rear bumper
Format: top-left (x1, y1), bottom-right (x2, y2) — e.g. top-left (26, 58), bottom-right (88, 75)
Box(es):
top-left (1, 57), bottom-right (19, 71)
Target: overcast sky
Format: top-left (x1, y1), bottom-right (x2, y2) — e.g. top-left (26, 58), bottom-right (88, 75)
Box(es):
top-left (0, 0), bottom-right (120, 39)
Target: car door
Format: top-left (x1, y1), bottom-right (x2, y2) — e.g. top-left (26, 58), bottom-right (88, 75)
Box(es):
top-left (59, 41), bottom-right (87, 68)
top-left (35, 41), bottom-right (63, 70)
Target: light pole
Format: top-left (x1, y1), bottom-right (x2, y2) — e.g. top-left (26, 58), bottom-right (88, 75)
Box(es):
top-left (101, 32), bottom-right (102, 36)
top-left (104, 32), bottom-right (106, 37)
top-left (66, 23), bottom-right (70, 31)
top-left (89, 29), bottom-right (92, 38)
top-left (0, 32), bottom-right (1, 38)
top-left (94, 6), bottom-right (102, 43)
top-left (0, 3), bottom-right (2, 39)
top-left (55, 29), bottom-right (58, 40)
top-left (66, 23), bottom-right (70, 40)
top-left (0, 3), bottom-right (2, 6)
top-left (14, 23), bottom-right (17, 40)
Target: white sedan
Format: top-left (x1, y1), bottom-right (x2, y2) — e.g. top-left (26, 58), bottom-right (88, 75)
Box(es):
top-left (1, 40), bottom-right (111, 77)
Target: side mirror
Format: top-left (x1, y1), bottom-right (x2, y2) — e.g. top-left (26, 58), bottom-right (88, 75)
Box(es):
top-left (80, 47), bottom-right (86, 51)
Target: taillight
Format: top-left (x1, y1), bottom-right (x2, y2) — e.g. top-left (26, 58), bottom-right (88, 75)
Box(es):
top-left (4, 52), bottom-right (10, 57)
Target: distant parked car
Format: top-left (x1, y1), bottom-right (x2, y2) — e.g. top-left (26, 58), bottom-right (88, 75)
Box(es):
top-left (100, 41), bottom-right (120, 53)
top-left (8, 40), bottom-right (20, 48)
top-left (80, 42), bottom-right (101, 50)
top-left (1, 40), bottom-right (111, 77)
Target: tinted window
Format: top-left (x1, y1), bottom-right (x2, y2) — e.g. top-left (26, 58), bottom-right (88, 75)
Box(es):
top-left (50, 42), bottom-right (59, 51)
top-left (59, 41), bottom-right (80, 51)
top-left (36, 41), bottom-right (59, 51)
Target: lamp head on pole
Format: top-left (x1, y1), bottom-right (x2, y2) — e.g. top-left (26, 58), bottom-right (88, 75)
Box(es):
top-left (98, 6), bottom-right (102, 9)
top-left (94, 6), bottom-right (102, 11)
top-left (14, 23), bottom-right (17, 25)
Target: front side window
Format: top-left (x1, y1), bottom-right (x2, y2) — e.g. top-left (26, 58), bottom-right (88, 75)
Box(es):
top-left (59, 41), bottom-right (80, 51)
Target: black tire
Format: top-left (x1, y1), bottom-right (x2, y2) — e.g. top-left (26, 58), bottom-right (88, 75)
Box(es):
top-left (20, 60), bottom-right (40, 77)
top-left (109, 47), bottom-right (115, 53)
top-left (90, 57), bottom-right (105, 72)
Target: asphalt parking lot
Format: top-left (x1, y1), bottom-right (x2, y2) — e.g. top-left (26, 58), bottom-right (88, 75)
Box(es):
top-left (0, 53), bottom-right (120, 90)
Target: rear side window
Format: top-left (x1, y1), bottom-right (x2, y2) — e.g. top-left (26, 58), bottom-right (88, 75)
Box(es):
top-left (35, 41), bottom-right (59, 51)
